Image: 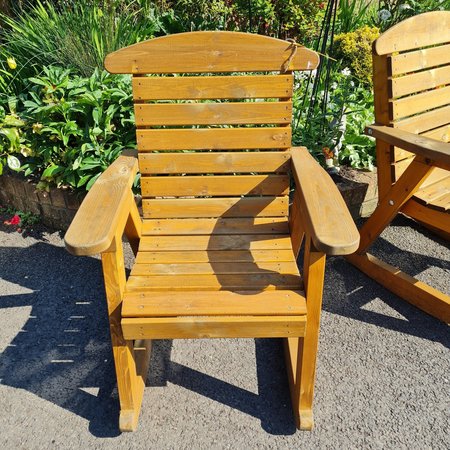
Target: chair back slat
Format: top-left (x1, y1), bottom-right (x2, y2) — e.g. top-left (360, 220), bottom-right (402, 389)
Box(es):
top-left (105, 31), bottom-right (318, 220)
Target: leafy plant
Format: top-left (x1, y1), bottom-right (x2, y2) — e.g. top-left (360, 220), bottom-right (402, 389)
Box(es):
top-left (0, 0), bottom-right (162, 94)
top-left (374, 0), bottom-right (450, 31)
top-left (333, 26), bottom-right (380, 86)
top-left (337, 0), bottom-right (377, 33)
top-left (1, 66), bottom-right (135, 190)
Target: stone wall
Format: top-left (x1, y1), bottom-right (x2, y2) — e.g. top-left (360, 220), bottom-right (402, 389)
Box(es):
top-left (0, 174), bottom-right (85, 230)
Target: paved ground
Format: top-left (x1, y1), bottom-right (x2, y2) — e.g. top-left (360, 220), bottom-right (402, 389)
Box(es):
top-left (0, 215), bottom-right (449, 449)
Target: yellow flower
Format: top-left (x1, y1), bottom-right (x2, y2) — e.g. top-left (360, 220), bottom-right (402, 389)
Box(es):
top-left (7, 57), bottom-right (17, 70)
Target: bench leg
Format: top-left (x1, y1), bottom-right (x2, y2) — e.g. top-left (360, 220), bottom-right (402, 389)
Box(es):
top-left (285, 238), bottom-right (326, 430)
top-left (102, 235), bottom-right (150, 432)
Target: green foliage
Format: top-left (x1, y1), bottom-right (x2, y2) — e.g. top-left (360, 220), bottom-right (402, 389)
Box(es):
top-left (337, 0), bottom-right (377, 33)
top-left (0, 0), bottom-right (162, 93)
top-left (374, 0), bottom-right (450, 31)
top-left (333, 26), bottom-right (380, 86)
top-left (1, 66), bottom-right (135, 191)
top-left (293, 67), bottom-right (376, 171)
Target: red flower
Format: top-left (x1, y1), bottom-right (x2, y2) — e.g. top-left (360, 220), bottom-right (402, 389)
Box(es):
top-left (4, 214), bottom-right (21, 226)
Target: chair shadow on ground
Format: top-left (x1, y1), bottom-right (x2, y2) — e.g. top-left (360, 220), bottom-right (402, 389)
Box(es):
top-left (0, 240), bottom-right (296, 437)
top-left (1, 214), bottom-right (448, 437)
top-left (323, 216), bottom-right (449, 348)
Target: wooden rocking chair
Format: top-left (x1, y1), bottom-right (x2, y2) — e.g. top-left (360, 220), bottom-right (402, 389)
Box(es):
top-left (64, 32), bottom-right (359, 432)
top-left (347, 11), bottom-right (450, 323)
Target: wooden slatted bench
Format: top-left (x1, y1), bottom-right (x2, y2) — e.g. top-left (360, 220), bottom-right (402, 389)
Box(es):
top-left (64, 31), bottom-right (359, 432)
top-left (348, 11), bottom-right (450, 323)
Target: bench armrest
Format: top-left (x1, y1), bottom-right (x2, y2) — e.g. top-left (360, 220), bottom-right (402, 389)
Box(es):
top-left (65, 155), bottom-right (139, 256)
top-left (290, 147), bottom-right (359, 255)
top-left (366, 125), bottom-right (450, 171)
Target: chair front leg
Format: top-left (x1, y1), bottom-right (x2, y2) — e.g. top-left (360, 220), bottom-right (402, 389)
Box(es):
top-left (101, 232), bottom-right (147, 432)
top-left (285, 236), bottom-right (326, 430)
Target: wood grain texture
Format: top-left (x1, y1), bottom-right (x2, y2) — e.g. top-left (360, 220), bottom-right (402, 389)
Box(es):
top-left (141, 174), bottom-right (289, 197)
top-left (391, 85), bottom-right (450, 120)
top-left (132, 74), bottom-right (293, 100)
top-left (135, 249), bottom-right (296, 264)
top-left (105, 31), bottom-right (319, 73)
top-left (131, 261), bottom-right (299, 276)
top-left (101, 235), bottom-right (145, 432)
top-left (366, 125), bottom-right (450, 171)
top-left (141, 217), bottom-right (289, 235)
top-left (135, 101), bottom-right (292, 126)
top-left (138, 234), bottom-right (293, 251)
top-left (374, 11), bottom-right (450, 55)
top-left (391, 66), bottom-right (450, 98)
top-left (390, 43), bottom-right (450, 75)
top-left (122, 290), bottom-right (306, 317)
top-left (290, 147), bottom-right (359, 255)
top-left (138, 151), bottom-right (290, 174)
top-left (393, 105), bottom-right (450, 137)
top-left (136, 127), bottom-right (291, 151)
top-left (64, 155), bottom-right (138, 256)
top-left (142, 196), bottom-right (288, 218)
top-left (122, 315), bottom-right (307, 340)
top-left (401, 198), bottom-right (450, 233)
top-left (126, 273), bottom-right (302, 291)
top-left (357, 158), bottom-right (434, 253)
top-left (347, 253), bottom-right (450, 323)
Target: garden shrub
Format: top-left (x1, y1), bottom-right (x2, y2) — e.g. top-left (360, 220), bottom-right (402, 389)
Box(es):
top-left (0, 66), bottom-right (136, 190)
top-left (333, 26), bottom-right (380, 86)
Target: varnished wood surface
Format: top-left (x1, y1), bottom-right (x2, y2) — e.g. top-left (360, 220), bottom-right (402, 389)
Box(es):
top-left (122, 290), bottom-right (306, 317)
top-left (290, 147), bottom-right (359, 255)
top-left (105, 31), bottom-right (319, 73)
top-left (132, 74), bottom-right (294, 100)
top-left (64, 155), bottom-right (138, 256)
top-left (374, 11), bottom-right (450, 55)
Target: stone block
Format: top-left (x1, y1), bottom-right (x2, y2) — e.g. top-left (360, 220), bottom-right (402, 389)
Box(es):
top-left (50, 188), bottom-right (67, 208)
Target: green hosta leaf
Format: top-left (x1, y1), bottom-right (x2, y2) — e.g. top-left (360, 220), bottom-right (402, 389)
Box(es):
top-left (7, 155), bottom-right (20, 171)
top-left (77, 174), bottom-right (91, 187)
top-left (86, 172), bottom-right (101, 190)
top-left (42, 164), bottom-right (64, 178)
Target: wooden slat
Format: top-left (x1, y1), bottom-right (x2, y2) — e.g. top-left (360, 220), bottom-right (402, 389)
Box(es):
top-left (374, 11), bottom-right (450, 55)
top-left (139, 234), bottom-right (292, 251)
top-left (122, 315), bottom-right (307, 340)
top-left (402, 198), bottom-right (450, 233)
top-left (413, 177), bottom-right (450, 205)
top-left (390, 66), bottom-right (450, 98)
top-left (393, 105), bottom-right (450, 135)
top-left (122, 290), bottom-right (306, 317)
top-left (105, 31), bottom-right (319, 73)
top-left (137, 127), bottom-right (291, 151)
top-left (390, 43), bottom-right (450, 76)
top-left (347, 252), bottom-right (450, 323)
top-left (132, 75), bottom-right (293, 100)
top-left (138, 151), bottom-right (290, 174)
top-left (131, 261), bottom-right (299, 276)
top-left (141, 217), bottom-right (290, 235)
top-left (135, 101), bottom-right (292, 126)
top-left (135, 249), bottom-right (295, 264)
top-left (421, 124), bottom-right (450, 143)
top-left (141, 174), bottom-right (289, 197)
top-left (391, 85), bottom-right (450, 120)
top-left (142, 196), bottom-right (288, 218)
top-left (429, 192), bottom-right (450, 211)
top-left (126, 273), bottom-right (302, 291)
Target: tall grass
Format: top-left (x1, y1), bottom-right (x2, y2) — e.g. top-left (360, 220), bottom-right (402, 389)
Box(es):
top-left (0, 0), bottom-right (161, 94)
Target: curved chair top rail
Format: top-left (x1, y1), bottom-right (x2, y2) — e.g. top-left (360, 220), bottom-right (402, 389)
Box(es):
top-left (374, 11), bottom-right (450, 56)
top-left (104, 31), bottom-right (319, 74)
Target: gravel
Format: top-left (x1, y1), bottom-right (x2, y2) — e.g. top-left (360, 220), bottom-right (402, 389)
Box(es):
top-left (0, 215), bottom-right (449, 450)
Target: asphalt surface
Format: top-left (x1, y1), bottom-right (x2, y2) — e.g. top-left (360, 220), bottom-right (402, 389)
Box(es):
top-left (0, 215), bottom-right (449, 449)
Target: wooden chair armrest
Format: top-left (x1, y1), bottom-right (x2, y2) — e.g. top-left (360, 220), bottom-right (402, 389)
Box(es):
top-left (65, 155), bottom-right (139, 256)
top-left (290, 147), bottom-right (359, 256)
top-left (366, 125), bottom-right (450, 171)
